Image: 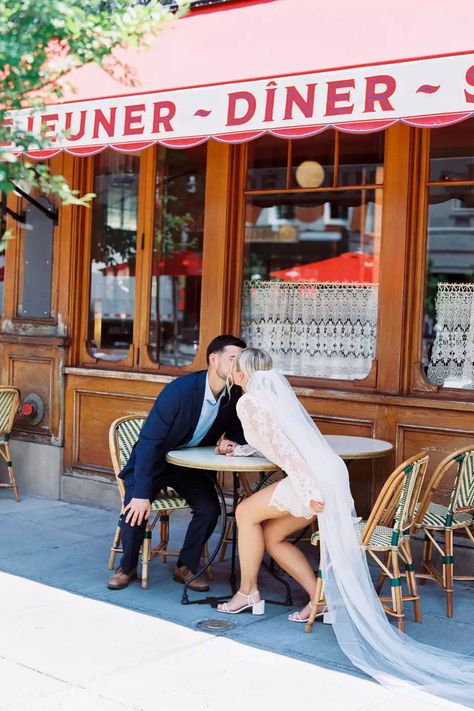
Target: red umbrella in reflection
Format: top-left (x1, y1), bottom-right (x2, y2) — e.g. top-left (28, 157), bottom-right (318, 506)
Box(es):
top-left (159, 250), bottom-right (202, 276)
top-left (270, 251), bottom-right (377, 283)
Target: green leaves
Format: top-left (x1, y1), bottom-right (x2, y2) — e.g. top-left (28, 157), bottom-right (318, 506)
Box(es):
top-left (0, 0), bottom-right (188, 214)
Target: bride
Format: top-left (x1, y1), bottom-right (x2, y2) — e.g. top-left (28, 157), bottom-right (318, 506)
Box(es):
top-left (217, 347), bottom-right (474, 708)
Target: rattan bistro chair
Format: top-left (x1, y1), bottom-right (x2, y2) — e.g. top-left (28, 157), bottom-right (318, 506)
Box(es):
top-left (414, 445), bottom-right (474, 617)
top-left (0, 387), bottom-right (21, 502)
top-left (108, 416), bottom-right (192, 589)
top-left (306, 452), bottom-right (429, 633)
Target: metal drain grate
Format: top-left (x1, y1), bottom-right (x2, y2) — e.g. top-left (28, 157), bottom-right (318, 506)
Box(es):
top-left (196, 618), bottom-right (236, 632)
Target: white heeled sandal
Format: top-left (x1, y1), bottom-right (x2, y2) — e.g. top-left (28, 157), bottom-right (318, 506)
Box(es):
top-left (288, 602), bottom-right (333, 624)
top-left (217, 590), bottom-right (266, 615)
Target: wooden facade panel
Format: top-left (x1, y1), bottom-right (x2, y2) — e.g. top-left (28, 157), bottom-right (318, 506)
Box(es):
top-left (396, 423), bottom-right (474, 504)
top-left (71, 389), bottom-right (155, 472)
top-left (2, 343), bottom-right (61, 439)
top-left (64, 373), bottom-right (168, 472)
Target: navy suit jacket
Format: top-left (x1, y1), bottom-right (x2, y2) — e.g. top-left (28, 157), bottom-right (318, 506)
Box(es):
top-left (119, 370), bottom-right (246, 499)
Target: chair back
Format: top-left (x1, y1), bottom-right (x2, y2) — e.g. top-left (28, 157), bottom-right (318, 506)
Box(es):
top-left (416, 445), bottom-right (474, 526)
top-left (449, 449), bottom-right (474, 516)
top-left (109, 416), bottom-right (147, 501)
top-left (362, 452), bottom-right (429, 547)
top-left (0, 387), bottom-right (20, 435)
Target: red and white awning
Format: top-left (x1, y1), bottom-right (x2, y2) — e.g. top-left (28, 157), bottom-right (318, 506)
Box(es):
top-left (7, 0), bottom-right (474, 158)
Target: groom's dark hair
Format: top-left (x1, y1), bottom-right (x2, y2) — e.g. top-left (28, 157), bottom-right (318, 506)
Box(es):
top-left (206, 335), bottom-right (246, 364)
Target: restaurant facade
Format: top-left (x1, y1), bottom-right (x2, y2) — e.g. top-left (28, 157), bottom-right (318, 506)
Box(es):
top-left (2, 0), bottom-right (474, 515)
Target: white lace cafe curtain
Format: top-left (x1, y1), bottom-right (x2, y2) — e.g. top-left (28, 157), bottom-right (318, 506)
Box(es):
top-left (242, 281), bottom-right (378, 380)
top-left (427, 283), bottom-right (474, 388)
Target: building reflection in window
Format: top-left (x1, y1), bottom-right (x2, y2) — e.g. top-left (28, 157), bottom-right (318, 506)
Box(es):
top-left (423, 121), bottom-right (474, 389)
top-left (242, 131), bottom-right (384, 380)
top-left (148, 145), bottom-right (206, 366)
top-left (88, 151), bottom-right (139, 362)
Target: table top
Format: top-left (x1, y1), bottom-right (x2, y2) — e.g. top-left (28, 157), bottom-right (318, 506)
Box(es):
top-left (325, 435), bottom-right (393, 460)
top-left (166, 435), bottom-right (393, 471)
top-left (166, 447), bottom-right (277, 472)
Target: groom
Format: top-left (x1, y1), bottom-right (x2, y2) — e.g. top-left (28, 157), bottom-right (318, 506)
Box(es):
top-left (107, 334), bottom-right (247, 592)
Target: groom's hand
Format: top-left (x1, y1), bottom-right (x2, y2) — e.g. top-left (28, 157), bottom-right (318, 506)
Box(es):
top-left (215, 438), bottom-right (237, 455)
top-left (123, 498), bottom-right (151, 526)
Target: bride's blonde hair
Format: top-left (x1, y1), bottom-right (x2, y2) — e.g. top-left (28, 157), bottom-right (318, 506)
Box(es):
top-left (226, 348), bottom-right (272, 395)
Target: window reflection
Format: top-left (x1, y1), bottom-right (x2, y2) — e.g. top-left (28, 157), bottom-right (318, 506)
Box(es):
top-left (242, 190), bottom-right (382, 379)
top-left (429, 120), bottom-right (474, 183)
top-left (423, 119), bottom-right (474, 389)
top-left (424, 186), bottom-right (474, 388)
top-left (291, 131), bottom-right (334, 189)
top-left (149, 145), bottom-right (206, 366)
top-left (18, 197), bottom-right (54, 319)
top-left (0, 193), bottom-right (5, 318)
top-left (338, 132), bottom-right (384, 186)
top-left (88, 151), bottom-right (139, 362)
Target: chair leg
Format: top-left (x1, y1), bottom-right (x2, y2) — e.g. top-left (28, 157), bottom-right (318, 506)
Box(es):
top-left (419, 533), bottom-right (433, 585)
top-left (375, 551), bottom-right (389, 594)
top-left (141, 528), bottom-right (151, 589)
top-left (402, 539), bottom-right (422, 623)
top-left (219, 519), bottom-right (234, 562)
top-left (444, 529), bottom-right (454, 618)
top-left (4, 444), bottom-right (20, 502)
top-left (108, 519), bottom-right (122, 570)
top-left (390, 550), bottom-right (405, 632)
top-left (202, 542), bottom-right (213, 581)
top-left (304, 570), bottom-right (324, 634)
top-left (159, 514), bottom-right (170, 564)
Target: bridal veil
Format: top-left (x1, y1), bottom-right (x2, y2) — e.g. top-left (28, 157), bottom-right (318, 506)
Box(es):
top-left (247, 369), bottom-right (474, 708)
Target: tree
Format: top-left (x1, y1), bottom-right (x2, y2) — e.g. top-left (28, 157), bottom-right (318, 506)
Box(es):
top-left (0, 0), bottom-right (186, 217)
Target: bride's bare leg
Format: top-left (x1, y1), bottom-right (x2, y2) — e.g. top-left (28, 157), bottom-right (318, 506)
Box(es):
top-left (263, 515), bottom-right (323, 618)
top-left (219, 483), bottom-right (287, 612)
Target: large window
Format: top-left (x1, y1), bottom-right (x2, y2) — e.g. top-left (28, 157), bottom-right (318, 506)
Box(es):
top-left (241, 131), bottom-right (384, 380)
top-left (18, 196), bottom-right (55, 320)
top-left (148, 145), bottom-right (206, 366)
top-left (422, 119), bottom-right (474, 390)
top-left (85, 145), bottom-right (207, 369)
top-left (0, 193), bottom-right (5, 318)
top-left (87, 152), bottom-right (139, 362)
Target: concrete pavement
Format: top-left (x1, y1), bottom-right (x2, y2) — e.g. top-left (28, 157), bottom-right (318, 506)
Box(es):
top-left (0, 572), bottom-right (466, 711)
top-left (0, 494), bottom-right (473, 710)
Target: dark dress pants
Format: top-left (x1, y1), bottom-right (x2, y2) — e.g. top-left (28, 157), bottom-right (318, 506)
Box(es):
top-left (119, 464), bottom-right (220, 575)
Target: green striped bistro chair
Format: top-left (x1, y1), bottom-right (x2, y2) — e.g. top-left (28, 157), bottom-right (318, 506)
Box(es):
top-left (0, 387), bottom-right (21, 502)
top-left (108, 416), bottom-right (193, 590)
top-left (413, 445), bottom-right (474, 618)
top-left (305, 451), bottom-right (429, 634)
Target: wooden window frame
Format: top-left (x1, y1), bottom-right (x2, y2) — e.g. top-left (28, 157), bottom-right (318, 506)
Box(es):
top-left (406, 125), bottom-right (474, 401)
top-left (79, 142), bottom-right (232, 374)
top-left (225, 124), bottom-right (413, 395)
top-left (2, 157), bottom-right (61, 329)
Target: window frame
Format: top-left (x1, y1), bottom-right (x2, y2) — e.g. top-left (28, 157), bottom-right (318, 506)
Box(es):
top-left (226, 124), bottom-right (413, 394)
top-left (408, 124), bottom-right (474, 399)
top-left (79, 143), bottom-right (230, 374)
top-left (2, 160), bottom-right (61, 329)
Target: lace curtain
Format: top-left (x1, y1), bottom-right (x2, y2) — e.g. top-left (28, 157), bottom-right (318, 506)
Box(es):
top-left (427, 283), bottom-right (474, 388)
top-left (242, 281), bottom-right (378, 380)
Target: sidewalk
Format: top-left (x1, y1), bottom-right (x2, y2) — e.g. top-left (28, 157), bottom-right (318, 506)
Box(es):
top-left (0, 495), bottom-right (473, 710)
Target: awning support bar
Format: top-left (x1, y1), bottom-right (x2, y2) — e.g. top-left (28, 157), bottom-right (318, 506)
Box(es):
top-left (9, 183), bottom-right (58, 225)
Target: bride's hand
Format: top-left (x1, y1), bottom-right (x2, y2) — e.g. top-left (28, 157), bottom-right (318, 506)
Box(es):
top-left (310, 499), bottom-right (325, 514)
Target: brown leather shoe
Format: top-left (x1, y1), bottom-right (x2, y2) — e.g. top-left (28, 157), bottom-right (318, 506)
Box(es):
top-left (173, 564), bottom-right (210, 592)
top-left (107, 566), bottom-right (137, 590)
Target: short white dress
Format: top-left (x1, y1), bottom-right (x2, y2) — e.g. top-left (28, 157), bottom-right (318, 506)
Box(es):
top-left (234, 393), bottom-right (322, 520)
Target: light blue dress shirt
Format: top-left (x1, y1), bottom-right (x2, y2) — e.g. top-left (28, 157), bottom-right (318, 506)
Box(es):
top-left (183, 375), bottom-right (225, 447)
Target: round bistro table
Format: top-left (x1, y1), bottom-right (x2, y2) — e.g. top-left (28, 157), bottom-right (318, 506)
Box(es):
top-left (166, 436), bottom-right (393, 604)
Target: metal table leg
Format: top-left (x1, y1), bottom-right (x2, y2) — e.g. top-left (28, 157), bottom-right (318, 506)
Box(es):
top-left (229, 471), bottom-right (239, 594)
top-left (181, 473), bottom-right (228, 605)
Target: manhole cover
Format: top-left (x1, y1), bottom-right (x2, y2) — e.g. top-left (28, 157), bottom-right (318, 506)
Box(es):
top-left (197, 618), bottom-right (236, 632)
